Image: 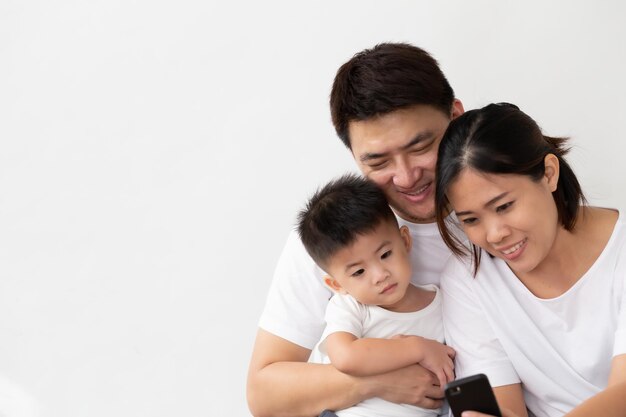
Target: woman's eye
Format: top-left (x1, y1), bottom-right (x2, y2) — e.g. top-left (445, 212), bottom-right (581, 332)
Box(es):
top-left (496, 201), bottom-right (514, 212)
top-left (381, 250), bottom-right (392, 259)
top-left (351, 269), bottom-right (365, 277)
top-left (462, 217), bottom-right (477, 225)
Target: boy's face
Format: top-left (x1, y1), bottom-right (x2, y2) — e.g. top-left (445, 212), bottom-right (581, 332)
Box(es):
top-left (323, 222), bottom-right (413, 311)
top-left (348, 101), bottom-right (464, 224)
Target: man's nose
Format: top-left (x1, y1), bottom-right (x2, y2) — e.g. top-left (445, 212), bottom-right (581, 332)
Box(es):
top-left (392, 157), bottom-right (420, 189)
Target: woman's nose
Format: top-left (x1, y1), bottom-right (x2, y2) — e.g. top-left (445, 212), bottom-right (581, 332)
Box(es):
top-left (486, 219), bottom-right (511, 244)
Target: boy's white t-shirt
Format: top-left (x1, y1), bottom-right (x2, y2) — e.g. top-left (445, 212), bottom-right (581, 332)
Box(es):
top-left (310, 284), bottom-right (443, 417)
top-left (258, 218), bottom-right (453, 349)
top-left (441, 212), bottom-right (626, 417)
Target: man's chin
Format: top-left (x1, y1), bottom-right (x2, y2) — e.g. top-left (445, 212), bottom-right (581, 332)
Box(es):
top-left (392, 206), bottom-right (437, 224)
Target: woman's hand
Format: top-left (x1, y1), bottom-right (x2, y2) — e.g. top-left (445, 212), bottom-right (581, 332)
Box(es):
top-left (461, 408), bottom-right (519, 417)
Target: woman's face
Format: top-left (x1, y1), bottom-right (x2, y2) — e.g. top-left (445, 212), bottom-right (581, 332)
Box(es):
top-left (447, 157), bottom-right (560, 275)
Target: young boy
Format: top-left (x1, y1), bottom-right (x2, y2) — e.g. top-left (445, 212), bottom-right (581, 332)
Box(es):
top-left (297, 173), bottom-right (455, 417)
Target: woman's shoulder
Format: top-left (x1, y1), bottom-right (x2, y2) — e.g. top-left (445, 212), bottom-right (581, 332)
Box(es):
top-left (575, 207), bottom-right (626, 269)
top-left (581, 206), bottom-right (623, 245)
top-left (440, 253), bottom-right (478, 291)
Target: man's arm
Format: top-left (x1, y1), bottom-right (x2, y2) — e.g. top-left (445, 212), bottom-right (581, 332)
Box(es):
top-left (246, 329), bottom-right (444, 417)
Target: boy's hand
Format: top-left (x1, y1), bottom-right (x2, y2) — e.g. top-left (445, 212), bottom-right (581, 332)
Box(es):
top-left (393, 335), bottom-right (455, 389)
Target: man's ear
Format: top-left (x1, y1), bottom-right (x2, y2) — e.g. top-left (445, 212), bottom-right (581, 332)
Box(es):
top-left (399, 225), bottom-right (412, 251)
top-left (544, 153), bottom-right (560, 192)
top-left (324, 276), bottom-right (345, 293)
top-left (451, 99), bottom-right (465, 120)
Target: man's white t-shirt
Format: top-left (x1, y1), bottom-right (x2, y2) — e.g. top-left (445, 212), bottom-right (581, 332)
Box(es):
top-left (441, 211), bottom-right (626, 417)
top-left (309, 284), bottom-right (443, 417)
top-left (259, 218), bottom-right (451, 349)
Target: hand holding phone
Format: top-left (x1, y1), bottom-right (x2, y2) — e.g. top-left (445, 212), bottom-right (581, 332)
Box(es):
top-left (445, 373), bottom-right (502, 417)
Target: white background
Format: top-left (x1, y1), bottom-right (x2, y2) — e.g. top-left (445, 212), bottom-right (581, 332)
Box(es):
top-left (2, 1), bottom-right (626, 416)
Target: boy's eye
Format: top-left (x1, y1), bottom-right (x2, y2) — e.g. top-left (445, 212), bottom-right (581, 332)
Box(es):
top-left (351, 269), bottom-right (365, 277)
top-left (381, 250), bottom-right (392, 259)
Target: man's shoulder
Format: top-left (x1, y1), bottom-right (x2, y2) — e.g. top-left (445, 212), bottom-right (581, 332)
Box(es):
top-left (276, 229), bottom-right (324, 272)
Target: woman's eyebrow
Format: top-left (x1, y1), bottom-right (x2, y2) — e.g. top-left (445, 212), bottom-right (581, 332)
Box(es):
top-left (455, 192), bottom-right (509, 216)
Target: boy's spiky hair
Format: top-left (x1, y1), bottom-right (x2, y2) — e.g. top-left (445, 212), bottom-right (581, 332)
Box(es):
top-left (297, 173), bottom-right (397, 268)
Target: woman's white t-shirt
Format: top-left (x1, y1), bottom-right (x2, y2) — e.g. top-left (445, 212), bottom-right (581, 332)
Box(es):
top-left (441, 212), bottom-right (626, 417)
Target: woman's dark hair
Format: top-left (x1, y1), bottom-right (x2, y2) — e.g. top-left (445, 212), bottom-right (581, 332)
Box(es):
top-left (330, 42), bottom-right (455, 149)
top-left (297, 173), bottom-right (397, 269)
top-left (435, 103), bottom-right (586, 272)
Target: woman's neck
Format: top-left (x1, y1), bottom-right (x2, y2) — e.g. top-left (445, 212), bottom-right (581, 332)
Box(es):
top-left (514, 206), bottom-right (618, 299)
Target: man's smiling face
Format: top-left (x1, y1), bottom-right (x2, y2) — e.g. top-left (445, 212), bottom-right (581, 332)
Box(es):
top-left (348, 102), bottom-right (462, 223)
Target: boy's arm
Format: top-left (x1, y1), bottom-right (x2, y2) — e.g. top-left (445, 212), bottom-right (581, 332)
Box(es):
top-left (246, 329), bottom-right (445, 417)
top-left (324, 331), bottom-right (455, 387)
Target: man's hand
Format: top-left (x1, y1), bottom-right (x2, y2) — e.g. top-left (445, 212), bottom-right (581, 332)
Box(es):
top-left (368, 362), bottom-right (445, 409)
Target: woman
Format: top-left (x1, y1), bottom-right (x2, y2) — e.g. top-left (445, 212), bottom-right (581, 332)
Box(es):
top-left (435, 103), bottom-right (626, 417)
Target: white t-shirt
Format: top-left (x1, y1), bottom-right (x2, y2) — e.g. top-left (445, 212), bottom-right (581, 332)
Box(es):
top-left (259, 217), bottom-right (453, 349)
top-left (441, 212), bottom-right (626, 417)
top-left (310, 284), bottom-right (443, 417)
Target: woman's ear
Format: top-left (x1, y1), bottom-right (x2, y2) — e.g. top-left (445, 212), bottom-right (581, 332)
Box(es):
top-left (399, 225), bottom-right (412, 251)
top-left (324, 276), bottom-right (345, 294)
top-left (544, 154), bottom-right (560, 192)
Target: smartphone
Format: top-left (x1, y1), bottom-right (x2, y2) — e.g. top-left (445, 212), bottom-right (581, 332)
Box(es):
top-left (445, 373), bottom-right (502, 417)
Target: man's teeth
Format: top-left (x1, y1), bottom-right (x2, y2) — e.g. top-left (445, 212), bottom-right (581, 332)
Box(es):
top-left (406, 184), bottom-right (428, 195)
top-left (502, 240), bottom-right (525, 255)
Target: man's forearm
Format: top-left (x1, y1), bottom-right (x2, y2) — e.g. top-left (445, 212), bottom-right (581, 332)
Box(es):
top-left (247, 361), bottom-right (366, 417)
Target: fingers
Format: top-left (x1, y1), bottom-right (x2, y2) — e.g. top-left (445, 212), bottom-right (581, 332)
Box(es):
top-left (423, 380), bottom-right (445, 400)
top-left (447, 345), bottom-right (456, 359)
top-left (418, 396), bottom-right (444, 410)
top-left (444, 362), bottom-right (455, 385)
top-left (461, 408), bottom-right (518, 417)
top-left (436, 372), bottom-right (447, 391)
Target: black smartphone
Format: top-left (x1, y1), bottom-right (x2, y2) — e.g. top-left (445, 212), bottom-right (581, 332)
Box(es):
top-left (445, 373), bottom-right (502, 417)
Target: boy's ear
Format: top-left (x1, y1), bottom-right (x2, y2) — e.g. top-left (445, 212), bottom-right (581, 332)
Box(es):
top-left (324, 276), bottom-right (345, 293)
top-left (399, 225), bottom-right (412, 251)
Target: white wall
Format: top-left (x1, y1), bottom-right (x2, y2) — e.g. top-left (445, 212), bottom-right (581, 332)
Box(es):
top-left (1, 1), bottom-right (625, 416)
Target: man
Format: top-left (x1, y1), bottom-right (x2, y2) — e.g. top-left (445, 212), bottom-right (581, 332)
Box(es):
top-left (247, 43), bottom-right (464, 417)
